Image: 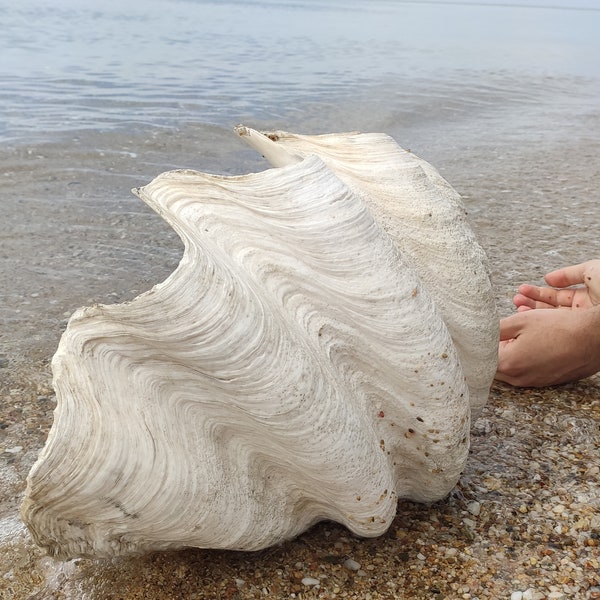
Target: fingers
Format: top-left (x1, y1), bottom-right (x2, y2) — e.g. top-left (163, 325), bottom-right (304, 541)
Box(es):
top-left (514, 285), bottom-right (561, 308)
top-left (512, 261), bottom-right (600, 314)
top-left (545, 261), bottom-right (589, 288)
top-left (515, 283), bottom-right (581, 309)
top-left (513, 290), bottom-right (537, 309)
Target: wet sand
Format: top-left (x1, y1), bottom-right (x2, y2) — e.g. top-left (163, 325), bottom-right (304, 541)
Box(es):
top-left (1, 126), bottom-right (599, 599)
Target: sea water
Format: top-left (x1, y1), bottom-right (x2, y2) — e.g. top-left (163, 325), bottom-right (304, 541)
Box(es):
top-left (2, 0), bottom-right (600, 141)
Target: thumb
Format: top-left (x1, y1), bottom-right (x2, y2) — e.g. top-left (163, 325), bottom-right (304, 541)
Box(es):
top-left (499, 313), bottom-right (527, 341)
top-left (545, 262), bottom-right (587, 288)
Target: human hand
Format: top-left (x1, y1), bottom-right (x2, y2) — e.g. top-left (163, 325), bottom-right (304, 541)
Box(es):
top-left (513, 260), bottom-right (600, 312)
top-left (496, 306), bottom-right (600, 387)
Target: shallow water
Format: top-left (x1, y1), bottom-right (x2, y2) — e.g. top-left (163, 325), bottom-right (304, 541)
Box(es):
top-left (2, 0), bottom-right (600, 140)
top-left (1, 1), bottom-right (600, 598)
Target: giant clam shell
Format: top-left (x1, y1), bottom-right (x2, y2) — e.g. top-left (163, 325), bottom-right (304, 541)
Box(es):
top-left (21, 127), bottom-right (498, 559)
top-left (235, 126), bottom-right (498, 417)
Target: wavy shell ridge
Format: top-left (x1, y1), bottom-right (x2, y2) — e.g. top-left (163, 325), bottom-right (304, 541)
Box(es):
top-left (21, 131), bottom-right (494, 559)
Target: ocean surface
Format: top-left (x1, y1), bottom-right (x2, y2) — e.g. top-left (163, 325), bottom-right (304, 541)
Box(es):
top-left (1, 1), bottom-right (600, 596)
top-left (2, 0), bottom-right (600, 143)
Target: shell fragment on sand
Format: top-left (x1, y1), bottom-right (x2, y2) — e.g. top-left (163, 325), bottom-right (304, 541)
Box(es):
top-left (21, 127), bottom-right (498, 559)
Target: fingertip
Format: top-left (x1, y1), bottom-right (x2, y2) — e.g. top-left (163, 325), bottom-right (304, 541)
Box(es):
top-left (513, 292), bottom-right (535, 309)
top-left (517, 284), bottom-right (539, 297)
top-left (545, 262), bottom-right (587, 287)
top-left (544, 269), bottom-right (562, 286)
top-left (513, 292), bottom-right (525, 305)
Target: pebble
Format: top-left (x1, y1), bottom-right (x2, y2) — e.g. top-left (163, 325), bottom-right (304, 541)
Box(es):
top-left (511, 593), bottom-right (523, 600)
top-left (522, 589), bottom-right (545, 600)
top-left (466, 501), bottom-right (481, 516)
top-left (343, 558), bottom-right (361, 571)
top-left (301, 577), bottom-right (320, 587)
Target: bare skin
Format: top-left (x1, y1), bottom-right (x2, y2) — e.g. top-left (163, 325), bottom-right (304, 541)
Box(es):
top-left (496, 260), bottom-right (600, 387)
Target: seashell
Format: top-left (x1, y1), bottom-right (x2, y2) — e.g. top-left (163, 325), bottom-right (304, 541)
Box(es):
top-left (21, 127), bottom-right (497, 559)
top-left (234, 126), bottom-right (498, 417)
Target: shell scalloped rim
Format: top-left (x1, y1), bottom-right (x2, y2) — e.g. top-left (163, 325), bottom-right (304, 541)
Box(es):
top-left (21, 127), bottom-right (498, 559)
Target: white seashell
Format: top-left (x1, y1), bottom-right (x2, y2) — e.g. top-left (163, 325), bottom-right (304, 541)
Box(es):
top-left (235, 126), bottom-right (498, 417)
top-left (21, 127), bottom-right (497, 559)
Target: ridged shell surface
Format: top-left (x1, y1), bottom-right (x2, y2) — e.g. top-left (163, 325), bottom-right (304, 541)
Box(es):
top-left (21, 129), bottom-right (496, 559)
top-left (240, 128), bottom-right (498, 417)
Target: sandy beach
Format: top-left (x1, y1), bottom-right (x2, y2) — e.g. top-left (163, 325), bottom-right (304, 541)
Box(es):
top-left (2, 349), bottom-right (599, 599)
top-left (1, 125), bottom-right (599, 599)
